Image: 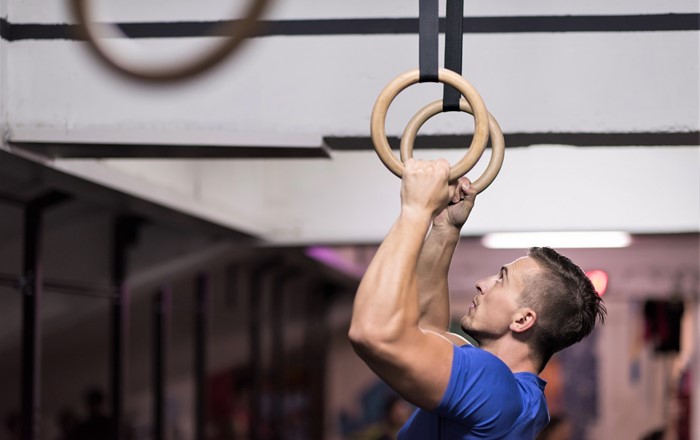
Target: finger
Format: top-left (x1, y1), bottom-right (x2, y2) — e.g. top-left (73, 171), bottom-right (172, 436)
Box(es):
top-left (435, 158), bottom-right (451, 173)
top-left (464, 181), bottom-right (477, 197)
top-left (404, 158), bottom-right (418, 172)
top-left (457, 176), bottom-right (473, 186)
top-left (451, 183), bottom-right (461, 203)
top-left (461, 183), bottom-right (477, 203)
top-left (446, 180), bottom-right (458, 201)
top-left (449, 177), bottom-right (468, 198)
top-left (454, 181), bottom-right (476, 203)
top-left (461, 181), bottom-right (471, 196)
top-left (449, 184), bottom-right (469, 205)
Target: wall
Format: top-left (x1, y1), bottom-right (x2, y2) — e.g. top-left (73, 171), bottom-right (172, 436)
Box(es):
top-left (592, 294), bottom-right (698, 440)
top-left (326, 321), bottom-right (387, 439)
top-left (591, 300), bottom-right (666, 439)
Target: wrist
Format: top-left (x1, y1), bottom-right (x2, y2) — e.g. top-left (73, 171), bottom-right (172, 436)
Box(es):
top-left (431, 220), bottom-right (462, 236)
top-left (429, 223), bottom-right (461, 243)
top-left (399, 206), bottom-right (434, 230)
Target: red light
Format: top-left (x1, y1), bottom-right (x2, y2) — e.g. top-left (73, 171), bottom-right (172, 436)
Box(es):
top-left (586, 270), bottom-right (608, 296)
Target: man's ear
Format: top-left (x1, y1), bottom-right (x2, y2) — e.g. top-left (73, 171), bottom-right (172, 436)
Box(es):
top-left (510, 308), bottom-right (537, 333)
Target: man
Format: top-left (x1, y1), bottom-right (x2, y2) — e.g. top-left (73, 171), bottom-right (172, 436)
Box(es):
top-left (348, 158), bottom-right (606, 439)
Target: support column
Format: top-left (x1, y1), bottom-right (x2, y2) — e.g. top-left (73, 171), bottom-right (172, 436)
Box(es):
top-left (20, 192), bottom-right (67, 440)
top-left (152, 287), bottom-right (171, 440)
top-left (248, 268), bottom-right (263, 440)
top-left (305, 282), bottom-right (333, 440)
top-left (269, 271), bottom-right (296, 437)
top-left (194, 274), bottom-right (209, 440)
top-left (111, 216), bottom-right (140, 440)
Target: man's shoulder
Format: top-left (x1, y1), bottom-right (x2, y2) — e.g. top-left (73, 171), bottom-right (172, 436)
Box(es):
top-left (447, 345), bottom-right (522, 410)
top-left (513, 373), bottom-right (548, 410)
top-left (454, 344), bottom-right (513, 374)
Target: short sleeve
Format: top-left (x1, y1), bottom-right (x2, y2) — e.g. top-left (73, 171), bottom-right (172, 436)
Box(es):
top-left (435, 345), bottom-right (523, 436)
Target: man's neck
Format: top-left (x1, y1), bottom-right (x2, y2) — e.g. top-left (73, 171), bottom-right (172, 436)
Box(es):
top-left (480, 339), bottom-right (540, 375)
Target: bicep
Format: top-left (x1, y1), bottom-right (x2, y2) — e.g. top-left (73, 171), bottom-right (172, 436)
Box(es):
top-left (355, 328), bottom-right (455, 410)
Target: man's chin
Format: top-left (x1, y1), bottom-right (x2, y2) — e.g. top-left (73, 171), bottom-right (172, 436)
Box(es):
top-left (460, 315), bottom-right (474, 331)
top-left (460, 323), bottom-right (478, 341)
top-left (461, 323), bottom-right (487, 345)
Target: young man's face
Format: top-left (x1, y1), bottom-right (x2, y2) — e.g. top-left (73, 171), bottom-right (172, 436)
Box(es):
top-left (461, 256), bottom-right (541, 343)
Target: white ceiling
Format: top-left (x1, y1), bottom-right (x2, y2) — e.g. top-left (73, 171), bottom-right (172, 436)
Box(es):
top-left (3, 0), bottom-right (698, 244)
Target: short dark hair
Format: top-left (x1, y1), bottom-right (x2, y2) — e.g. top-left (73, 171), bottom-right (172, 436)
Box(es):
top-left (521, 247), bottom-right (606, 367)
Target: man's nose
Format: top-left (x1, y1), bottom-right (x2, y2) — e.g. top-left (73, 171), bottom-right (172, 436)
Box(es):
top-left (475, 276), bottom-right (495, 293)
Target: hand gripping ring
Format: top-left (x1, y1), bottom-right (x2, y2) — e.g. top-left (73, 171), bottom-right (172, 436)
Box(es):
top-left (69, 0), bottom-right (272, 83)
top-left (370, 68), bottom-right (490, 182)
top-left (401, 99), bottom-right (504, 193)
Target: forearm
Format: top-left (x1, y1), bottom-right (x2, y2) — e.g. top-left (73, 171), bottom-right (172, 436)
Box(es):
top-left (348, 159), bottom-right (462, 410)
top-left (349, 210), bottom-right (432, 346)
top-left (416, 225), bottom-right (460, 332)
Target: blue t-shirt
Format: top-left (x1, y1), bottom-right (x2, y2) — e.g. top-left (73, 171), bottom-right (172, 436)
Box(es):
top-left (397, 344), bottom-right (549, 439)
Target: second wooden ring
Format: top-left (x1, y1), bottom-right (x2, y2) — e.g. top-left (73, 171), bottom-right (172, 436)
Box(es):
top-left (400, 99), bottom-right (505, 193)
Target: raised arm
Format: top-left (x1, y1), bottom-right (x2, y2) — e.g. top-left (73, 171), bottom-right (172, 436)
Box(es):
top-left (348, 159), bottom-right (459, 410)
top-left (416, 177), bottom-right (477, 338)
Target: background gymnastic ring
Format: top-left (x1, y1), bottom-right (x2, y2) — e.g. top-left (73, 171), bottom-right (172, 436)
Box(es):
top-left (69, 0), bottom-right (272, 83)
top-left (370, 68), bottom-right (490, 182)
top-left (400, 99), bottom-right (505, 193)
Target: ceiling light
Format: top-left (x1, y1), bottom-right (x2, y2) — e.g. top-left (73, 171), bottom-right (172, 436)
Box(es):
top-left (481, 231), bottom-right (632, 249)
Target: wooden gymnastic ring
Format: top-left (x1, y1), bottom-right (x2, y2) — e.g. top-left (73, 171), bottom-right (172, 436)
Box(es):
top-left (370, 68), bottom-right (490, 181)
top-left (401, 99), bottom-right (504, 193)
top-left (69, 0), bottom-right (272, 83)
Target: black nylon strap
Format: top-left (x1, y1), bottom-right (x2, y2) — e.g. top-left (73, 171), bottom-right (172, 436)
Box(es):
top-left (443, 0), bottom-right (464, 111)
top-left (419, 0), bottom-right (439, 82)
